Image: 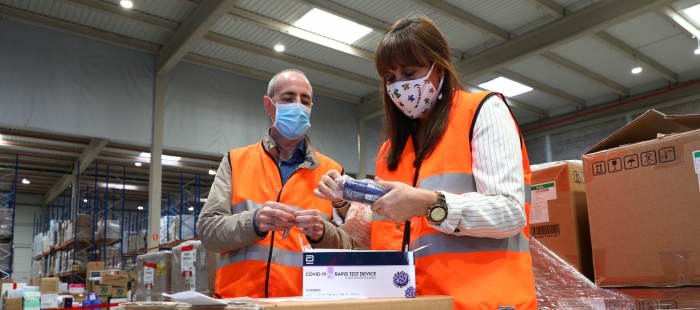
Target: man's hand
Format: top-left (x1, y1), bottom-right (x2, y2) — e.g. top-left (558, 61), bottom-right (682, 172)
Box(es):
top-left (255, 201), bottom-right (297, 232)
top-left (294, 209), bottom-right (326, 242)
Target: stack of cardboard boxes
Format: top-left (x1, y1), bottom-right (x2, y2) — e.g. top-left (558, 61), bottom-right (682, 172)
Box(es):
top-left (581, 110), bottom-right (700, 308)
top-left (532, 110), bottom-right (700, 309)
top-left (86, 262), bottom-right (129, 307)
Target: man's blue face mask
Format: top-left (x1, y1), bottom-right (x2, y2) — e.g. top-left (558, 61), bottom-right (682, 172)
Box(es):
top-left (271, 101), bottom-right (311, 140)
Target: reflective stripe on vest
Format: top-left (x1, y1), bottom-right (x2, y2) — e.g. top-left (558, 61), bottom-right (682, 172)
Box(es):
top-left (370, 172), bottom-right (531, 222)
top-left (410, 232), bottom-right (529, 259)
top-left (231, 200), bottom-right (331, 221)
top-left (218, 244), bottom-right (301, 269)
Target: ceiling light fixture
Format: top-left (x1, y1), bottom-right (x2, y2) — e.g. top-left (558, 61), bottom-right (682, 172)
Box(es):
top-left (631, 53), bottom-right (642, 74)
top-left (137, 203), bottom-right (143, 210)
top-left (274, 44), bottom-right (285, 52)
top-left (294, 8), bottom-right (372, 44)
top-left (140, 152), bottom-right (181, 161)
top-left (83, 198), bottom-right (88, 203)
top-left (208, 168), bottom-right (216, 175)
top-left (478, 77), bottom-right (533, 97)
top-left (134, 162), bottom-right (142, 167)
top-left (188, 206), bottom-right (194, 211)
top-left (120, 0), bottom-right (133, 9)
top-left (22, 177), bottom-right (30, 185)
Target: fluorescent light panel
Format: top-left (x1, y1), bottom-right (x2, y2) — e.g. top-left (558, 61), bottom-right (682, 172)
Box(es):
top-left (684, 4), bottom-right (700, 24)
top-left (294, 8), bottom-right (372, 44)
top-left (139, 152), bottom-right (181, 162)
top-left (478, 77), bottom-right (533, 97)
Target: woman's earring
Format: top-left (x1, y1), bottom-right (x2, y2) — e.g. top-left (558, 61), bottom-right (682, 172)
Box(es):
top-left (438, 93), bottom-right (443, 100)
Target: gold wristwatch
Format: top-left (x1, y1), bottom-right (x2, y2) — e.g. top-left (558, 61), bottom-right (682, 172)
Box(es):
top-left (427, 192), bottom-right (447, 223)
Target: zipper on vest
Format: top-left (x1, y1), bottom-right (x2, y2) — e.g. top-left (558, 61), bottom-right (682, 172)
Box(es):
top-left (262, 144), bottom-right (302, 298)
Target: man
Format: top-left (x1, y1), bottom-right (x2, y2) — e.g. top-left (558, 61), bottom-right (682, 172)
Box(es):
top-left (197, 69), bottom-right (355, 298)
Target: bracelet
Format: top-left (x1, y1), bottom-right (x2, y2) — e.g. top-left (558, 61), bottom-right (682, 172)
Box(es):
top-left (332, 200), bottom-right (350, 209)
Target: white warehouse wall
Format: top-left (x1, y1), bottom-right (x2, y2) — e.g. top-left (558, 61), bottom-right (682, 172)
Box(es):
top-left (0, 19), bottom-right (361, 173)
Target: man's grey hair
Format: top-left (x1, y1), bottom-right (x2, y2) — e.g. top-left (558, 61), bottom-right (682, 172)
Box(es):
top-left (266, 69), bottom-right (311, 98)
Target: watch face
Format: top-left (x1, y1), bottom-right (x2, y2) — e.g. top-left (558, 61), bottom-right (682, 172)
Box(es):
top-left (430, 206), bottom-right (447, 222)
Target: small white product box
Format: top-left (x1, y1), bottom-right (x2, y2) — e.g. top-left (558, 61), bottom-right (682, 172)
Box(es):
top-left (40, 294), bottom-right (59, 309)
top-left (302, 249), bottom-right (417, 299)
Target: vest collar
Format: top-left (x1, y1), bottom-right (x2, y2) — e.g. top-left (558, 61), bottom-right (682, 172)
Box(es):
top-left (262, 129), bottom-right (319, 170)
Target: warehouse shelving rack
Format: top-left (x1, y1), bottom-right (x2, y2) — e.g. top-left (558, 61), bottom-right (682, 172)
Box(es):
top-left (0, 155), bottom-right (18, 279)
top-left (32, 165), bottom-right (209, 282)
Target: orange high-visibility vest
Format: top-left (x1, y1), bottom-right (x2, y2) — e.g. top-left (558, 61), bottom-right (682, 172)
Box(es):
top-left (215, 141), bottom-right (341, 298)
top-left (374, 91), bottom-right (537, 310)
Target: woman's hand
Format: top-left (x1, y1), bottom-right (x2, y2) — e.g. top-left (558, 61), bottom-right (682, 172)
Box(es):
top-left (313, 169), bottom-right (344, 203)
top-left (372, 177), bottom-right (437, 222)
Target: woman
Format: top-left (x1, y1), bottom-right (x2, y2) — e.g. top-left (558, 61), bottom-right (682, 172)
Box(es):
top-left (313, 14), bottom-right (537, 309)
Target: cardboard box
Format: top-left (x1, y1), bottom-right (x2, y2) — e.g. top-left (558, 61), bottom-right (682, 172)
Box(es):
top-left (111, 287), bottom-right (126, 298)
top-left (171, 241), bottom-right (217, 294)
top-left (40, 294), bottom-right (58, 309)
top-left (23, 299), bottom-right (40, 310)
top-left (302, 250), bottom-right (416, 299)
top-left (121, 297), bottom-right (453, 310)
top-left (71, 293), bottom-right (86, 305)
top-left (135, 251), bottom-right (172, 301)
top-left (529, 160), bottom-right (593, 280)
top-left (58, 295), bottom-right (73, 308)
top-left (29, 279), bottom-right (39, 286)
top-left (39, 278), bottom-right (59, 295)
top-left (583, 110), bottom-right (700, 287)
top-left (86, 262), bottom-right (105, 284)
top-left (93, 285), bottom-right (112, 297)
top-left (69, 284), bottom-right (85, 294)
top-left (2, 297), bottom-right (21, 310)
top-left (108, 298), bottom-right (127, 310)
top-left (98, 296), bottom-right (109, 304)
top-left (100, 274), bottom-right (127, 288)
top-left (611, 286), bottom-right (700, 309)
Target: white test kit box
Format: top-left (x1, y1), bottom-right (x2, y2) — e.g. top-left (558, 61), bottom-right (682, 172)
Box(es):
top-left (302, 249), bottom-right (417, 299)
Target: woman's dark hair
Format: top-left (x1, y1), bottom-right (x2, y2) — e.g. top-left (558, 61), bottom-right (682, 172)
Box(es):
top-left (375, 14), bottom-right (464, 171)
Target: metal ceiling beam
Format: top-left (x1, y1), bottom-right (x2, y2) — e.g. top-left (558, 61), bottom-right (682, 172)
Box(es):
top-left (540, 52), bottom-right (629, 96)
top-left (413, 0), bottom-right (509, 41)
top-left (42, 138), bottom-right (109, 207)
top-left (184, 53), bottom-right (362, 103)
top-left (593, 31), bottom-right (679, 83)
top-left (293, 0), bottom-right (390, 33)
top-left (202, 33), bottom-right (378, 87)
top-left (517, 1), bottom-right (631, 97)
top-left (495, 69), bottom-right (585, 107)
top-left (0, 5), bottom-right (159, 53)
top-left (458, 0), bottom-right (675, 81)
top-left (227, 8), bottom-right (374, 61)
top-left (58, 0), bottom-right (179, 32)
top-left (526, 0), bottom-right (566, 18)
top-left (155, 0), bottom-right (238, 76)
top-left (655, 6), bottom-right (700, 39)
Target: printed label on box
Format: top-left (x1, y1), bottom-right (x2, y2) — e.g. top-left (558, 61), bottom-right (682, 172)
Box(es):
top-left (529, 182), bottom-right (556, 225)
top-left (531, 182), bottom-right (556, 200)
top-left (303, 265), bottom-right (415, 299)
top-left (143, 267), bottom-right (154, 285)
top-left (693, 151), bottom-right (700, 173)
top-left (530, 200), bottom-right (550, 224)
top-left (557, 297), bottom-right (605, 310)
top-left (181, 250), bottom-right (195, 271)
top-left (156, 264), bottom-right (164, 276)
